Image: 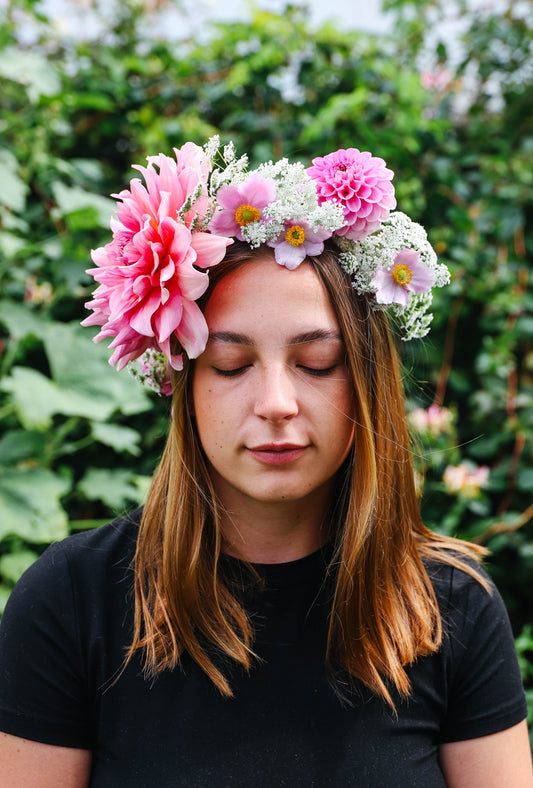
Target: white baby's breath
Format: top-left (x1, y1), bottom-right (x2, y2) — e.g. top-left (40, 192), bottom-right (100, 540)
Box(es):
top-left (337, 212), bottom-right (449, 340)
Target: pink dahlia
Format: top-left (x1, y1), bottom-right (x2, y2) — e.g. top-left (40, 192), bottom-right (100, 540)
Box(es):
top-left (371, 249), bottom-right (434, 306)
top-left (82, 144), bottom-right (232, 373)
top-left (307, 148), bottom-right (396, 240)
top-left (208, 174), bottom-right (276, 241)
top-left (267, 220), bottom-right (332, 270)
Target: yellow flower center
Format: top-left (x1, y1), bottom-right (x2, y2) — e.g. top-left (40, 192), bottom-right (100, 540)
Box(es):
top-left (234, 204), bottom-right (261, 226)
top-left (392, 263), bottom-right (413, 287)
top-left (285, 225), bottom-right (306, 246)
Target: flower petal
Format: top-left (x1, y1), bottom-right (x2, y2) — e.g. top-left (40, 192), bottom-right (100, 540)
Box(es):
top-left (175, 299), bottom-right (209, 359)
top-left (273, 241), bottom-right (306, 270)
top-left (190, 232), bottom-right (233, 269)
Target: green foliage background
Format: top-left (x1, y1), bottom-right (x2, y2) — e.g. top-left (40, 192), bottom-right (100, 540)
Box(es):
top-left (1, 0), bottom-right (532, 738)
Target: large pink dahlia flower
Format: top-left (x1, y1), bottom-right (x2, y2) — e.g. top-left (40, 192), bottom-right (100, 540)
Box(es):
top-left (82, 144), bottom-right (232, 372)
top-left (307, 148), bottom-right (396, 240)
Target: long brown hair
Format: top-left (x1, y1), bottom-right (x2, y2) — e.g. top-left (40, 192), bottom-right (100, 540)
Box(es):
top-left (127, 242), bottom-right (487, 706)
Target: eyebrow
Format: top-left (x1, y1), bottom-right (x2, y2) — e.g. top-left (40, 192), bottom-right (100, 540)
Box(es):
top-left (208, 329), bottom-right (343, 347)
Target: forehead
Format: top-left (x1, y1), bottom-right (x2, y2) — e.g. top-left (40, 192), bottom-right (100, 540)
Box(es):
top-left (203, 255), bottom-right (340, 337)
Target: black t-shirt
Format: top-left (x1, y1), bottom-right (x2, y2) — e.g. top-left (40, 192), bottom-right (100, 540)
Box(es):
top-left (0, 509), bottom-right (527, 786)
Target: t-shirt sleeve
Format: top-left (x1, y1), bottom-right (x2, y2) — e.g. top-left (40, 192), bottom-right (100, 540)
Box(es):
top-left (0, 541), bottom-right (92, 748)
top-left (439, 562), bottom-right (528, 742)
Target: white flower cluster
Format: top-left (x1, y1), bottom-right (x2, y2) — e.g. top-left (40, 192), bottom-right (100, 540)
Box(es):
top-left (240, 160), bottom-right (346, 248)
top-left (257, 159), bottom-right (344, 232)
top-left (207, 144), bottom-right (346, 249)
top-left (338, 212), bottom-right (450, 340)
top-left (205, 135), bottom-right (249, 194)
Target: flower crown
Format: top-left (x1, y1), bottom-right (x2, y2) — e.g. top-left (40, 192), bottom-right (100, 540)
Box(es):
top-left (82, 137), bottom-right (449, 395)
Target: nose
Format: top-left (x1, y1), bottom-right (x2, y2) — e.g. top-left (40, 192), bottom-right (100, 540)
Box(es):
top-left (254, 365), bottom-right (299, 422)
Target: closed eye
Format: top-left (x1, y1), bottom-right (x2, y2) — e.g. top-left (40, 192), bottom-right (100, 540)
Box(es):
top-left (297, 364), bottom-right (338, 378)
top-left (212, 366), bottom-right (250, 378)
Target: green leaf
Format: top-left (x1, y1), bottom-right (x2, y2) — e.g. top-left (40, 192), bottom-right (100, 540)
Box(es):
top-left (515, 316), bottom-right (533, 339)
top-left (78, 468), bottom-right (146, 509)
top-left (0, 550), bottom-right (39, 585)
top-left (0, 367), bottom-right (109, 429)
top-left (90, 422), bottom-right (142, 455)
top-left (0, 48), bottom-right (61, 102)
top-left (517, 468), bottom-right (533, 491)
top-left (0, 149), bottom-right (30, 212)
top-left (0, 301), bottom-right (46, 341)
top-left (0, 585), bottom-right (12, 615)
top-left (1, 322), bottom-right (151, 428)
top-left (0, 468), bottom-right (69, 542)
top-left (41, 322), bottom-right (151, 417)
top-left (0, 430), bottom-right (47, 464)
top-left (51, 182), bottom-right (115, 229)
top-left (0, 231), bottom-right (26, 258)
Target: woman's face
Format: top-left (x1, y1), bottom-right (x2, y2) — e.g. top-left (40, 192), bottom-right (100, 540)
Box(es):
top-left (192, 253), bottom-right (355, 513)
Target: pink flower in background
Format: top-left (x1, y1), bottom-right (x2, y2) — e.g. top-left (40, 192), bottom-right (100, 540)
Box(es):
top-left (420, 68), bottom-right (452, 91)
top-left (372, 249), bottom-right (434, 306)
top-left (209, 174), bottom-right (276, 240)
top-left (409, 404), bottom-right (454, 439)
top-left (82, 144), bottom-right (232, 372)
top-left (443, 463), bottom-right (490, 498)
top-left (307, 148), bottom-right (396, 240)
top-left (267, 220), bottom-right (332, 269)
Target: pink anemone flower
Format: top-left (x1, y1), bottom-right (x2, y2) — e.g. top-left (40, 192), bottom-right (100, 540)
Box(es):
top-left (82, 143), bottom-right (232, 372)
top-left (208, 174), bottom-right (276, 240)
top-left (267, 220), bottom-right (332, 270)
top-left (372, 249), bottom-right (434, 306)
top-left (307, 148), bottom-right (396, 241)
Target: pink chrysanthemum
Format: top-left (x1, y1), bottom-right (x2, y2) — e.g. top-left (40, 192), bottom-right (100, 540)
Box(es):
top-left (267, 220), bottom-right (332, 270)
top-left (372, 249), bottom-right (434, 306)
top-left (208, 174), bottom-right (276, 241)
top-left (307, 148), bottom-right (396, 240)
top-left (81, 143), bottom-right (232, 373)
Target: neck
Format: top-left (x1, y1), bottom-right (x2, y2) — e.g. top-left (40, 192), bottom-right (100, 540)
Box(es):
top-left (216, 486), bottom-right (334, 564)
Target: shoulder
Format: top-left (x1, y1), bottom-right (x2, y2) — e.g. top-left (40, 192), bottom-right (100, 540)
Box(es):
top-left (423, 554), bottom-right (523, 689)
top-left (0, 510), bottom-right (142, 749)
top-left (32, 506), bottom-right (139, 569)
top-left (49, 506), bottom-right (141, 571)
top-left (423, 554), bottom-right (527, 741)
top-left (425, 554), bottom-right (495, 618)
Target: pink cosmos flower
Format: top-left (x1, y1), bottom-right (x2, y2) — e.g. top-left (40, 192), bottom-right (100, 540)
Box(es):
top-left (267, 220), bottom-right (332, 270)
top-left (307, 148), bottom-right (396, 240)
top-left (372, 249), bottom-right (434, 306)
top-left (209, 174), bottom-right (276, 241)
top-left (82, 143), bottom-right (232, 374)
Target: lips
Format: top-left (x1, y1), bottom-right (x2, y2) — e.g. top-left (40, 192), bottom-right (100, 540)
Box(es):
top-left (247, 443), bottom-right (308, 465)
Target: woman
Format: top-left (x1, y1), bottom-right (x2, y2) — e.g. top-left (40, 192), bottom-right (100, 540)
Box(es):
top-left (0, 140), bottom-right (530, 786)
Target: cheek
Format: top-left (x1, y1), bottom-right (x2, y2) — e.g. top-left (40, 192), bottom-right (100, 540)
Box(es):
top-left (193, 383), bottom-right (237, 457)
top-left (326, 383), bottom-right (355, 452)
top-left (192, 375), bottom-right (215, 448)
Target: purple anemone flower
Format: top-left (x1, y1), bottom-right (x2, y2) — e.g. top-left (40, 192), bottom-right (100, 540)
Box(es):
top-left (209, 174), bottom-right (276, 241)
top-left (372, 249), bottom-right (434, 306)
